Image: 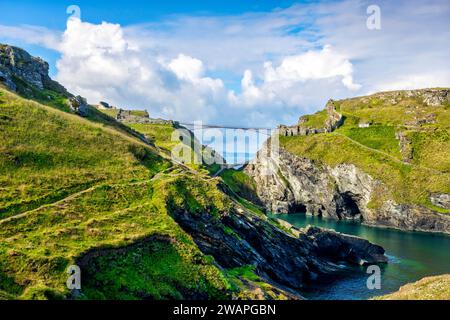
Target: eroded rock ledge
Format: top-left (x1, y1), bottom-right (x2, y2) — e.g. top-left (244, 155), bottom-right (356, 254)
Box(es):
top-left (244, 144), bottom-right (450, 234)
top-left (170, 205), bottom-right (387, 296)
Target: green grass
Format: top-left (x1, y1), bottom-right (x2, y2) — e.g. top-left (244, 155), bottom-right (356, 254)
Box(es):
top-left (0, 88), bottom-right (239, 299)
top-left (129, 110), bottom-right (149, 117)
top-left (300, 109), bottom-right (328, 128)
top-left (10, 76), bottom-right (70, 112)
top-left (128, 123), bottom-right (224, 175)
top-left (219, 169), bottom-right (258, 201)
top-left (0, 175), bottom-right (232, 299)
top-left (0, 88), bottom-right (169, 220)
top-left (97, 108), bottom-right (119, 119)
top-left (280, 90), bottom-right (450, 211)
top-left (280, 132), bottom-right (449, 210)
top-left (337, 125), bottom-right (402, 159)
top-left (127, 123), bottom-right (177, 151)
top-left (375, 275), bottom-right (450, 300)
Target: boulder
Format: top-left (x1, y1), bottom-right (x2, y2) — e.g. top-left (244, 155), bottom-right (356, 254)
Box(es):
top-left (69, 95), bottom-right (88, 116)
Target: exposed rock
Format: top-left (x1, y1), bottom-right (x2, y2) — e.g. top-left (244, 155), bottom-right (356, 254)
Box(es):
top-left (117, 109), bottom-right (149, 122)
top-left (245, 142), bottom-right (450, 234)
top-left (98, 101), bottom-right (111, 109)
top-left (0, 44), bottom-right (68, 95)
top-left (421, 90), bottom-right (450, 106)
top-left (116, 108), bottom-right (180, 126)
top-left (169, 204), bottom-right (387, 293)
top-left (68, 96), bottom-right (88, 116)
top-left (405, 113), bottom-right (437, 127)
top-left (278, 99), bottom-right (343, 137)
top-left (372, 88), bottom-right (450, 107)
top-left (304, 226), bottom-right (387, 265)
top-left (430, 193), bottom-right (450, 209)
top-left (395, 131), bottom-right (413, 163)
top-left (0, 69), bottom-right (16, 91)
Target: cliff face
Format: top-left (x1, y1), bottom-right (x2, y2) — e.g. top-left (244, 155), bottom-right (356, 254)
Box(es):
top-left (170, 203), bottom-right (387, 295)
top-left (0, 44), bottom-right (68, 95)
top-left (245, 144), bottom-right (450, 233)
top-left (245, 88), bottom-right (450, 234)
top-left (0, 44), bottom-right (390, 300)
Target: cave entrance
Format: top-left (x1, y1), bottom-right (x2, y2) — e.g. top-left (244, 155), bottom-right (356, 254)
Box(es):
top-left (288, 202), bottom-right (307, 214)
top-left (336, 192), bottom-right (361, 220)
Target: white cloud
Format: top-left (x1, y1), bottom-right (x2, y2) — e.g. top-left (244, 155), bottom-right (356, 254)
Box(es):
top-left (263, 46), bottom-right (360, 90)
top-left (168, 54), bottom-right (204, 81)
top-left (53, 18), bottom-right (229, 123)
top-left (0, 24), bottom-right (61, 50)
top-left (372, 72), bottom-right (450, 92)
top-left (1, 0), bottom-right (449, 128)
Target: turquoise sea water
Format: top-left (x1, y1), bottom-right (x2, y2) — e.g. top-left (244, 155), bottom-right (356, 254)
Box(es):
top-left (271, 213), bottom-right (450, 300)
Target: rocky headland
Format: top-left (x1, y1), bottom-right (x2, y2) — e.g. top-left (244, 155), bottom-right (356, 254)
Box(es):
top-left (245, 89), bottom-right (450, 234)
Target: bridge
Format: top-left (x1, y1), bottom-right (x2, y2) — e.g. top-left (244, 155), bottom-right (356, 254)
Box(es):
top-left (178, 122), bottom-right (275, 133)
top-left (177, 122), bottom-right (277, 169)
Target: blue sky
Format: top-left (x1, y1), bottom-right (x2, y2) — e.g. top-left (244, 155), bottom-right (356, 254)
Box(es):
top-left (0, 0), bottom-right (303, 79)
top-left (0, 0), bottom-right (301, 28)
top-left (1, 0), bottom-right (450, 128)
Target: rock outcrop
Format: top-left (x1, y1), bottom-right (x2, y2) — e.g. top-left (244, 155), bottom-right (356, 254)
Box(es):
top-left (115, 108), bottom-right (179, 126)
top-left (278, 99), bottom-right (343, 137)
top-left (68, 95), bottom-right (88, 116)
top-left (358, 88), bottom-right (450, 107)
top-left (0, 44), bottom-right (68, 95)
top-left (245, 142), bottom-right (450, 234)
top-left (170, 204), bottom-right (387, 293)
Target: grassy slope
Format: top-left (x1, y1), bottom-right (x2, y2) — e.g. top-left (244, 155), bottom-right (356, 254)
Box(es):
top-left (0, 87), bottom-right (242, 299)
top-left (280, 90), bottom-right (450, 211)
top-left (299, 109), bottom-right (328, 128)
top-left (127, 123), bottom-right (178, 152)
top-left (375, 275), bottom-right (450, 300)
top-left (127, 122), bottom-right (224, 176)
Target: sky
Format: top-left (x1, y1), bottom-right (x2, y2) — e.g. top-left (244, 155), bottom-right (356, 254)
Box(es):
top-left (1, 0), bottom-right (450, 129)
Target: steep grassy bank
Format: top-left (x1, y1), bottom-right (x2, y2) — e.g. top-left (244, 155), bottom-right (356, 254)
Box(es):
top-left (0, 86), bottom-right (310, 300)
top-left (376, 275), bottom-right (450, 300)
top-left (0, 88), bottom-right (237, 299)
top-left (280, 89), bottom-right (450, 212)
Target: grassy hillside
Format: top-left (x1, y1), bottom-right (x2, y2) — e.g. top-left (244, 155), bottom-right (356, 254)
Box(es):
top-left (0, 88), bottom-right (169, 220)
top-left (280, 89), bottom-right (450, 212)
top-left (127, 123), bottom-right (178, 152)
top-left (0, 87), bottom-right (249, 299)
top-left (375, 275), bottom-right (450, 300)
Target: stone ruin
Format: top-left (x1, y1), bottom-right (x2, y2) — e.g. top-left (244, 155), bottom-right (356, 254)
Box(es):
top-left (278, 99), bottom-right (344, 137)
top-left (115, 108), bottom-right (179, 126)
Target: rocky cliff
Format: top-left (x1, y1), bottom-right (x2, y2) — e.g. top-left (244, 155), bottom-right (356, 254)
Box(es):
top-left (245, 89), bottom-right (450, 234)
top-left (170, 201), bottom-right (387, 295)
top-left (0, 44), bottom-right (68, 95)
top-left (245, 144), bottom-right (450, 233)
top-left (0, 44), bottom-right (389, 300)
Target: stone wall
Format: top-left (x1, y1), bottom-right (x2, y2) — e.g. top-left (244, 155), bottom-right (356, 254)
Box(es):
top-left (116, 108), bottom-right (179, 126)
top-left (278, 99), bottom-right (343, 137)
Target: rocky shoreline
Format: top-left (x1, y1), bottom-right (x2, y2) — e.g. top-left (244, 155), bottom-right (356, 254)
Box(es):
top-left (170, 204), bottom-right (387, 296)
top-left (245, 143), bottom-right (450, 234)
